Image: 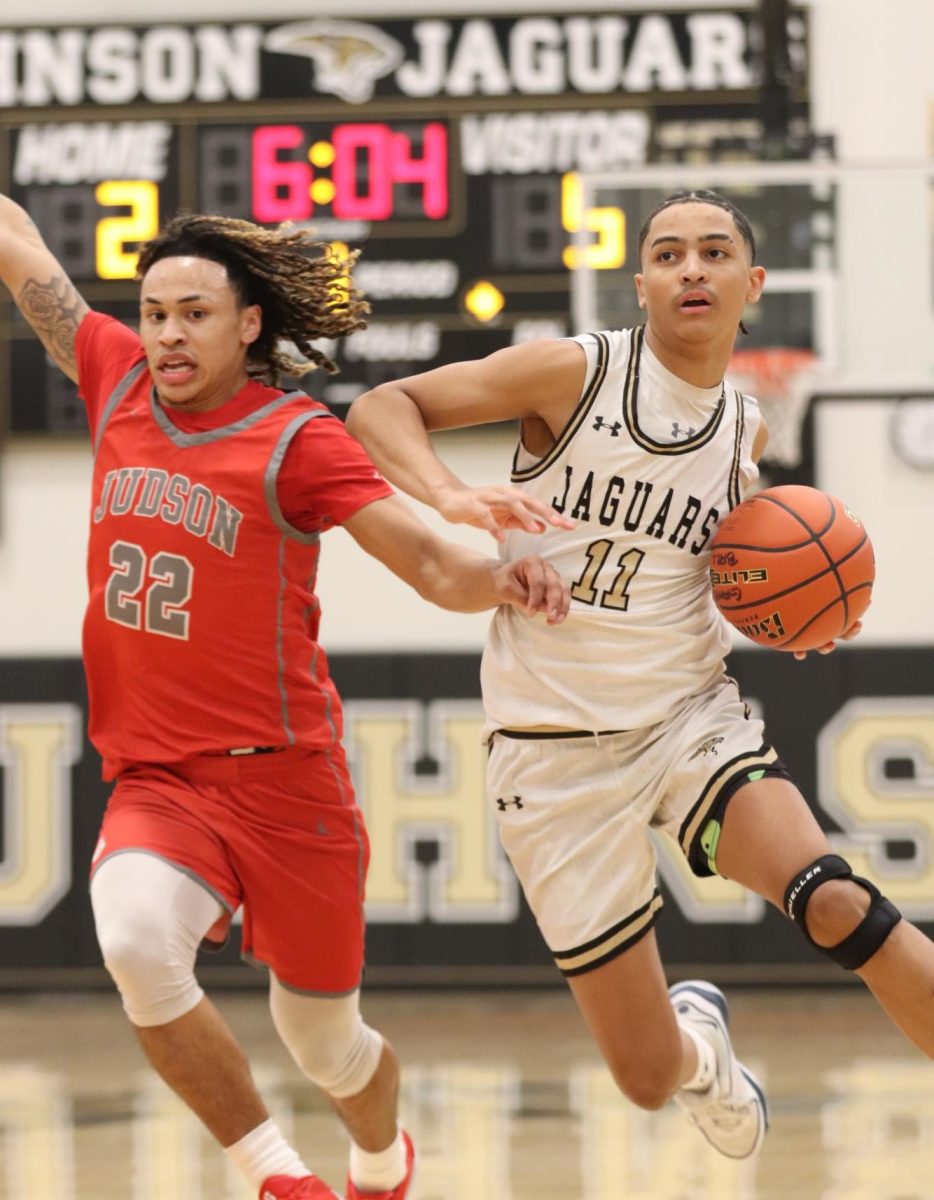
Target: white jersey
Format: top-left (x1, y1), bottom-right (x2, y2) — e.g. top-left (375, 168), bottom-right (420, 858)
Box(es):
top-left (482, 325), bottom-right (761, 733)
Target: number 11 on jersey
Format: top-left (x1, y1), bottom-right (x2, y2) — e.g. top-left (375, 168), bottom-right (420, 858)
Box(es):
top-left (570, 539), bottom-right (645, 611)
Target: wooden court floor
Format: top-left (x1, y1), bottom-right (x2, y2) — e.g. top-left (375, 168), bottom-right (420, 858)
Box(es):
top-left (0, 985), bottom-right (932, 1199)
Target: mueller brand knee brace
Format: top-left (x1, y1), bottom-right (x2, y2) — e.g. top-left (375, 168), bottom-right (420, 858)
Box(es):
top-left (783, 853), bottom-right (901, 970)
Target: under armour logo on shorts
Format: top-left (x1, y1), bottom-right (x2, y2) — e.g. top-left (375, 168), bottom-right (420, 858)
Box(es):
top-left (496, 795), bottom-right (524, 811)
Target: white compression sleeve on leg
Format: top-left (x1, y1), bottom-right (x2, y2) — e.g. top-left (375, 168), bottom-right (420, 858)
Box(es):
top-left (90, 852), bottom-right (225, 1027)
top-left (269, 975), bottom-right (384, 1099)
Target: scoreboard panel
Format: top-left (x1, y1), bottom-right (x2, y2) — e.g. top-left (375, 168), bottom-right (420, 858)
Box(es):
top-left (0, 9), bottom-right (810, 434)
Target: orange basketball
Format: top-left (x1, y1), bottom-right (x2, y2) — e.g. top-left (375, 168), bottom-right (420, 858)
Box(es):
top-left (710, 485), bottom-right (874, 652)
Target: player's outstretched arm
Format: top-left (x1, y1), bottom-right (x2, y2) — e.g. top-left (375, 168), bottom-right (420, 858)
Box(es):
top-left (346, 339), bottom-right (581, 541)
top-left (0, 194), bottom-right (89, 383)
top-left (343, 494), bottom-right (569, 623)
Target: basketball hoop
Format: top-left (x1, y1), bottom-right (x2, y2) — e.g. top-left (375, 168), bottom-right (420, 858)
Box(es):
top-left (729, 347), bottom-right (818, 468)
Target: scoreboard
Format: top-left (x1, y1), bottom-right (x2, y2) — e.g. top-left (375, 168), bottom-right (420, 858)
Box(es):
top-left (0, 9), bottom-right (809, 434)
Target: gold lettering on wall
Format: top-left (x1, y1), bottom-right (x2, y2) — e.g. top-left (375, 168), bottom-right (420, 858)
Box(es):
top-left (0, 706), bottom-right (81, 924)
top-left (818, 699), bottom-right (934, 918)
top-left (343, 702), bottom-right (518, 922)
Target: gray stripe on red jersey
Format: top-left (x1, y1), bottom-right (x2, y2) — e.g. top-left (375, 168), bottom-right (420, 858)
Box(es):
top-left (94, 360), bottom-right (149, 456)
top-left (275, 535), bottom-right (297, 746)
top-left (264, 409), bottom-right (333, 542)
top-left (149, 388), bottom-right (307, 447)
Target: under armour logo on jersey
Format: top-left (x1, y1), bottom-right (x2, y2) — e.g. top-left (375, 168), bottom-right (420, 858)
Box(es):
top-left (496, 795), bottom-right (524, 811)
top-left (593, 416), bottom-right (622, 436)
top-left (689, 736), bottom-right (725, 760)
top-left (671, 421), bottom-right (697, 439)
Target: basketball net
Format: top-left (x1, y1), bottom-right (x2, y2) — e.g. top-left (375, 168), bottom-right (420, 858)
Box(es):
top-left (728, 347), bottom-right (819, 468)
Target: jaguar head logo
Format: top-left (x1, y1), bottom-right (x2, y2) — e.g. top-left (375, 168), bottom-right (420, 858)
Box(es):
top-left (265, 20), bottom-right (405, 104)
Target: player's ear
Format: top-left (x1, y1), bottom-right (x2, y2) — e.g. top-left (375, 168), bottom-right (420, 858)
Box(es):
top-left (241, 303), bottom-right (262, 345)
top-left (634, 273), bottom-right (647, 309)
top-left (746, 265), bottom-right (766, 305)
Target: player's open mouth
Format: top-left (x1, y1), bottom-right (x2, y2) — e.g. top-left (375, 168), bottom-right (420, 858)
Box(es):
top-left (679, 293), bottom-right (713, 311)
top-left (157, 357), bottom-right (196, 379)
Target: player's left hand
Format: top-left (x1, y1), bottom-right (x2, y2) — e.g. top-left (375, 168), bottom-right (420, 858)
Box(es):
top-left (436, 483), bottom-right (576, 541)
top-left (793, 620), bottom-right (863, 661)
top-left (493, 555), bottom-right (570, 625)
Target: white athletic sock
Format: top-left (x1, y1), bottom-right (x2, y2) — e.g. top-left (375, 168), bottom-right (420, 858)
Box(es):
top-left (349, 1127), bottom-right (407, 1192)
top-left (225, 1118), bottom-right (310, 1187)
top-left (679, 1023), bottom-right (718, 1092)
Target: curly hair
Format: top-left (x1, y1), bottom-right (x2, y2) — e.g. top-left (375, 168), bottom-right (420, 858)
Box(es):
top-left (637, 190), bottom-right (756, 263)
top-left (136, 213), bottom-right (369, 383)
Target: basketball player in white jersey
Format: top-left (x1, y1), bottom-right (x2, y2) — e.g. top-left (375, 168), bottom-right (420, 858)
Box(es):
top-left (347, 191), bottom-right (934, 1158)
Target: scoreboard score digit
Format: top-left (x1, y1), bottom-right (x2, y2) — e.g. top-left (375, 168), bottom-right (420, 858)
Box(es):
top-left (94, 180), bottom-right (160, 278)
top-left (18, 181), bottom-right (158, 282)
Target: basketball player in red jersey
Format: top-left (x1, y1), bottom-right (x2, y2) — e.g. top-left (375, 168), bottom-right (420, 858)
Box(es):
top-left (347, 191), bottom-right (934, 1161)
top-left (0, 194), bottom-right (571, 1200)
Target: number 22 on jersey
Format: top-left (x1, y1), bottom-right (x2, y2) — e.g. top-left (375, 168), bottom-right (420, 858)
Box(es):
top-left (104, 540), bottom-right (193, 639)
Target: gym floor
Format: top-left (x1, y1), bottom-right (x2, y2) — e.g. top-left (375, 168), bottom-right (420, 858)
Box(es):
top-left (0, 986), bottom-right (928, 1199)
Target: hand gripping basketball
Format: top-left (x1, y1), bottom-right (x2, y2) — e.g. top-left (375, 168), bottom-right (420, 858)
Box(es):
top-left (709, 485), bottom-right (875, 652)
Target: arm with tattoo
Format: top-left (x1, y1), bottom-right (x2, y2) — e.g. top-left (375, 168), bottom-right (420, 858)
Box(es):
top-left (0, 194), bottom-right (90, 384)
top-left (16, 273), bottom-right (89, 383)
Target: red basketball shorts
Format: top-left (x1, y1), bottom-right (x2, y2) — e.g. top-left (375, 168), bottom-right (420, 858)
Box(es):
top-left (90, 744), bottom-right (370, 995)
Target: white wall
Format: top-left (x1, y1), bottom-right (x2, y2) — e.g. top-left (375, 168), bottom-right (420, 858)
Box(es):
top-left (806, 0), bottom-right (934, 646)
top-left (1, 0), bottom-right (932, 654)
top-left (810, 0), bottom-right (933, 388)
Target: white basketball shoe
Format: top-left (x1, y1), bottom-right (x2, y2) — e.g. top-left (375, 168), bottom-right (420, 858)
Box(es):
top-left (669, 980), bottom-right (768, 1159)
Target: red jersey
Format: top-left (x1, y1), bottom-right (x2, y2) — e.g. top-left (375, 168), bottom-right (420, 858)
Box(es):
top-left (77, 312), bottom-right (392, 779)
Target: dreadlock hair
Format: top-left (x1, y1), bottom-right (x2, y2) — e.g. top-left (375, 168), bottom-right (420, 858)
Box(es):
top-left (136, 213), bottom-right (369, 384)
top-left (636, 190), bottom-right (757, 264)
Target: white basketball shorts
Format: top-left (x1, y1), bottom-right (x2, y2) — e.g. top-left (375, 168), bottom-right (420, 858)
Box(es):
top-left (486, 676), bottom-right (789, 977)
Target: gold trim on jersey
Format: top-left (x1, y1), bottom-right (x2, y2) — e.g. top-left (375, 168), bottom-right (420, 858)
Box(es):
top-left (678, 744), bottom-right (783, 870)
top-left (623, 325), bottom-right (727, 455)
top-left (510, 331), bottom-right (610, 482)
top-left (727, 390), bottom-right (748, 510)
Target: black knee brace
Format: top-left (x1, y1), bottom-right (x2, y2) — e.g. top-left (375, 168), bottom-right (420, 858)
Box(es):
top-left (783, 853), bottom-right (902, 970)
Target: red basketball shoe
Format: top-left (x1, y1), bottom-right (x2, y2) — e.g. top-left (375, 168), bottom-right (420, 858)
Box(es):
top-left (344, 1131), bottom-right (415, 1200)
top-left (259, 1176), bottom-right (339, 1200)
